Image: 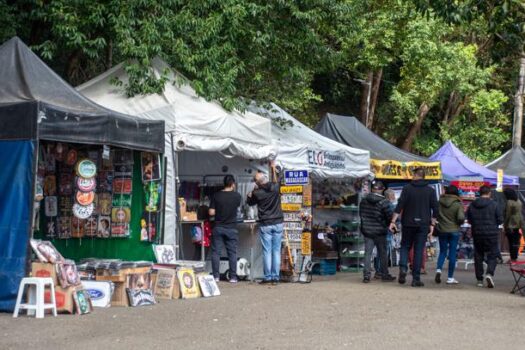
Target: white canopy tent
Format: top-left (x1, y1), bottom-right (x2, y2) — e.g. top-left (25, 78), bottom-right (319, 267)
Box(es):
top-left (77, 57), bottom-right (275, 248)
top-left (248, 103), bottom-right (371, 178)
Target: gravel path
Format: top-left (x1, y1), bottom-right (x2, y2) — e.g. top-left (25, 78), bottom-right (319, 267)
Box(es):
top-left (1, 262), bottom-right (524, 350)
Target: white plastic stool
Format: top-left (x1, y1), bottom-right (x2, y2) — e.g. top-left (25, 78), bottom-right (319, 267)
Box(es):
top-left (13, 277), bottom-right (57, 319)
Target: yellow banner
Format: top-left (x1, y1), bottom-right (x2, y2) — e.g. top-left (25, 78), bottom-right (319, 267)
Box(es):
top-left (497, 169), bottom-right (503, 192)
top-left (281, 203), bottom-right (302, 212)
top-left (370, 160), bottom-right (442, 180)
top-left (280, 185), bottom-right (303, 194)
top-left (301, 232), bottom-right (312, 255)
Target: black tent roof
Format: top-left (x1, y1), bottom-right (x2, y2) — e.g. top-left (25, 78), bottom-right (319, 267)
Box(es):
top-left (315, 113), bottom-right (428, 162)
top-left (0, 37), bottom-right (164, 152)
top-left (487, 146), bottom-right (525, 179)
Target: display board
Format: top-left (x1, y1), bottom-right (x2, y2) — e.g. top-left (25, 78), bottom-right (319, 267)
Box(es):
top-left (370, 160), bottom-right (442, 180)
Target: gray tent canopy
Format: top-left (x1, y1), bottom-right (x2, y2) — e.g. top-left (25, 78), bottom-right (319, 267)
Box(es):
top-left (315, 113), bottom-right (428, 162)
top-left (0, 37), bottom-right (164, 152)
top-left (486, 146), bottom-right (525, 180)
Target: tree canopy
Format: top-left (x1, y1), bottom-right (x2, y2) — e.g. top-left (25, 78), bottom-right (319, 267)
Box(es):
top-left (1, 0), bottom-right (524, 161)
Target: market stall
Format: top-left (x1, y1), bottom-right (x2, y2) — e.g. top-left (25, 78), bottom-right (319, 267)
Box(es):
top-left (78, 58), bottom-right (276, 278)
top-left (0, 37), bottom-right (164, 312)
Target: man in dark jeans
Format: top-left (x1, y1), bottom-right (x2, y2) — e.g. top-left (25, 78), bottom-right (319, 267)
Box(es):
top-left (209, 175), bottom-right (242, 283)
top-left (389, 168), bottom-right (439, 287)
top-left (467, 185), bottom-right (503, 288)
top-left (247, 170), bottom-right (284, 285)
top-left (360, 180), bottom-right (396, 283)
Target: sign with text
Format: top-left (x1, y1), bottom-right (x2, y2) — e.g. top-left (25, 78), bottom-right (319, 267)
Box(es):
top-left (284, 170), bottom-right (309, 185)
top-left (370, 160), bottom-right (442, 180)
top-left (280, 185), bottom-right (303, 194)
top-left (450, 179), bottom-right (489, 201)
top-left (281, 194), bottom-right (303, 204)
top-left (301, 232), bottom-right (312, 255)
top-left (286, 231), bottom-right (303, 242)
top-left (307, 150), bottom-right (346, 170)
top-left (281, 203), bottom-right (302, 212)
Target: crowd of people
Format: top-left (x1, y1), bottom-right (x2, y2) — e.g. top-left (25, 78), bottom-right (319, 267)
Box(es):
top-left (360, 167), bottom-right (524, 288)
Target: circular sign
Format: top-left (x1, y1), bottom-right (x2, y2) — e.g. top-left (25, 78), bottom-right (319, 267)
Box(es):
top-left (66, 149), bottom-right (78, 166)
top-left (76, 159), bottom-right (97, 178)
top-left (72, 203), bottom-right (94, 219)
top-left (76, 191), bottom-right (95, 206)
top-left (76, 177), bottom-right (96, 192)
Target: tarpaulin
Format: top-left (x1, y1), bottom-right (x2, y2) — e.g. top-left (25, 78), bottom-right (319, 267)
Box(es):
top-left (0, 141), bottom-right (35, 312)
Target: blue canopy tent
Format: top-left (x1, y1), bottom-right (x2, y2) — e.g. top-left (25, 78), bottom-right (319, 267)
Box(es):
top-left (0, 37), bottom-right (164, 312)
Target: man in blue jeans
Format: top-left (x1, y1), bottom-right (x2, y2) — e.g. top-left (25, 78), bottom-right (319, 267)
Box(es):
top-left (209, 175), bottom-right (242, 283)
top-left (389, 168), bottom-right (439, 287)
top-left (247, 171), bottom-right (284, 285)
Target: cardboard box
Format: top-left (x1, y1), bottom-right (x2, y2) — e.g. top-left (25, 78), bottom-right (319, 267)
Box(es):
top-left (32, 262), bottom-right (58, 285)
top-left (111, 282), bottom-right (128, 307)
top-left (44, 285), bottom-right (75, 314)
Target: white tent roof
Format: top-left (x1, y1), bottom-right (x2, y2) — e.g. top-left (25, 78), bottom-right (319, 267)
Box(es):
top-left (248, 103), bottom-right (371, 178)
top-left (77, 57), bottom-right (275, 160)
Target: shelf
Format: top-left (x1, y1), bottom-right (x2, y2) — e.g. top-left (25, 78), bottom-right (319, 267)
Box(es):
top-left (340, 266), bottom-right (363, 273)
top-left (340, 253), bottom-right (365, 258)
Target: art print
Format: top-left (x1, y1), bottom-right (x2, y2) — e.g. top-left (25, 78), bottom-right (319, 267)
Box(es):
top-left (110, 223), bottom-right (129, 237)
top-left (144, 182), bottom-right (161, 212)
top-left (112, 207), bottom-right (131, 224)
top-left (198, 275), bottom-right (221, 297)
top-left (58, 217), bottom-right (72, 239)
top-left (154, 269), bottom-right (176, 300)
top-left (44, 151), bottom-right (56, 173)
top-left (73, 289), bottom-right (93, 315)
top-left (44, 196), bottom-right (58, 217)
top-left (45, 217), bottom-right (58, 238)
top-left (96, 192), bottom-right (112, 215)
top-left (177, 268), bottom-right (199, 299)
top-left (141, 152), bottom-right (161, 182)
top-left (127, 289), bottom-right (156, 307)
top-left (30, 239), bottom-right (64, 263)
top-left (84, 216), bottom-right (98, 237)
top-left (112, 178), bottom-right (132, 194)
top-left (71, 216), bottom-right (85, 238)
top-left (153, 245), bottom-right (176, 264)
top-left (96, 216), bottom-right (111, 238)
top-left (112, 194), bottom-right (132, 208)
top-left (112, 149), bottom-right (134, 165)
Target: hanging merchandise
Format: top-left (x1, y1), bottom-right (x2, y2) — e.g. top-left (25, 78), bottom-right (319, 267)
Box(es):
top-left (144, 182), bottom-right (161, 212)
top-left (76, 191), bottom-right (95, 206)
top-left (66, 149), bottom-right (78, 166)
top-left (58, 172), bottom-right (74, 196)
top-left (84, 216), bottom-right (98, 237)
top-left (71, 216), bottom-right (86, 238)
top-left (96, 216), bottom-right (111, 238)
top-left (113, 149), bottom-right (134, 165)
top-left (72, 203), bottom-right (94, 219)
top-left (77, 177), bottom-right (96, 192)
top-left (111, 207), bottom-right (131, 237)
top-left (43, 175), bottom-right (57, 196)
top-left (97, 171), bottom-right (113, 192)
top-left (44, 196), bottom-right (58, 217)
top-left (76, 159), bottom-right (97, 179)
top-left (96, 193), bottom-right (112, 216)
top-left (112, 194), bottom-right (132, 208)
top-left (113, 178), bottom-right (132, 194)
top-left (58, 217), bottom-right (72, 239)
top-left (141, 152), bottom-right (161, 182)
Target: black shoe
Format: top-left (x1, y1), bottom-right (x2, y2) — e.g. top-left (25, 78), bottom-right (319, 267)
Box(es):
top-left (399, 271), bottom-right (407, 284)
top-left (411, 280), bottom-right (425, 287)
top-left (272, 280), bottom-right (279, 286)
top-left (363, 276), bottom-right (371, 283)
top-left (381, 274), bottom-right (396, 282)
top-left (259, 279), bottom-right (272, 285)
top-left (435, 271), bottom-right (442, 284)
top-left (373, 273), bottom-right (382, 280)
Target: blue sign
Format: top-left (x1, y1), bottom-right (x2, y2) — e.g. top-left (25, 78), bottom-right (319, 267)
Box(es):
top-left (86, 288), bottom-right (104, 300)
top-left (284, 170), bottom-right (309, 185)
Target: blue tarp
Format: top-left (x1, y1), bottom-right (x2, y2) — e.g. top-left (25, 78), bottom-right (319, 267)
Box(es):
top-left (0, 140), bottom-right (35, 312)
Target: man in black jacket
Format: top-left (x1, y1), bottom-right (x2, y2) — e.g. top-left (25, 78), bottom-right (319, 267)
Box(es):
top-left (466, 185), bottom-right (503, 288)
top-left (389, 168), bottom-right (439, 287)
top-left (360, 181), bottom-right (396, 283)
top-left (247, 171), bottom-right (284, 285)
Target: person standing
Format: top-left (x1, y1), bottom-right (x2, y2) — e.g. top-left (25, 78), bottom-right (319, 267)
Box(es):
top-left (434, 185), bottom-right (465, 284)
top-left (360, 181), bottom-right (396, 283)
top-left (466, 185), bottom-right (503, 288)
top-left (503, 188), bottom-right (523, 262)
top-left (389, 168), bottom-right (439, 287)
top-left (209, 175), bottom-right (242, 283)
top-left (247, 171), bottom-right (284, 285)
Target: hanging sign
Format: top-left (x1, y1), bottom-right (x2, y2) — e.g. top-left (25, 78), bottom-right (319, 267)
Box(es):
top-left (77, 177), bottom-right (96, 192)
top-left (370, 160), bottom-right (442, 180)
top-left (73, 203), bottom-right (94, 219)
top-left (281, 194), bottom-right (303, 204)
top-left (451, 179), bottom-right (489, 201)
top-left (301, 232), bottom-right (312, 255)
top-left (76, 159), bottom-right (97, 178)
top-left (496, 169), bottom-right (503, 192)
top-left (281, 203), bottom-right (302, 212)
top-left (280, 185), bottom-right (303, 194)
top-left (284, 170), bottom-right (309, 185)
top-left (307, 150), bottom-right (346, 170)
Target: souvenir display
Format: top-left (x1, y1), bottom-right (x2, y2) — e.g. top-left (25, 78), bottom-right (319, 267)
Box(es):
top-left (30, 239), bottom-right (64, 264)
top-left (97, 192), bottom-right (112, 215)
top-left (144, 182), bottom-right (161, 212)
top-left (57, 261), bottom-right (81, 288)
top-left (66, 149), bottom-right (78, 166)
top-left (127, 288), bottom-right (156, 307)
top-left (97, 216), bottom-right (111, 237)
top-left (76, 177), bottom-right (96, 192)
top-left (55, 142), bottom-right (67, 161)
top-left (76, 159), bottom-right (97, 178)
top-left (59, 196), bottom-right (73, 214)
top-left (177, 268), bottom-right (199, 299)
top-left (141, 152), bottom-right (161, 182)
top-left (112, 207), bottom-right (131, 224)
top-left (84, 216), bottom-right (98, 237)
top-left (112, 194), bottom-right (132, 208)
top-left (113, 177), bottom-right (132, 194)
top-left (43, 175), bottom-right (57, 196)
top-left (58, 217), bottom-right (72, 239)
top-left (111, 223), bottom-right (130, 237)
top-left (58, 173), bottom-right (73, 196)
top-left (97, 171), bottom-right (113, 192)
top-left (153, 245), bottom-right (176, 264)
top-left (141, 213), bottom-right (157, 242)
top-left (198, 275), bottom-right (221, 297)
top-left (153, 269), bottom-right (176, 300)
top-left (73, 289), bottom-right (93, 315)
top-left (113, 149), bottom-right (134, 165)
top-left (73, 203), bottom-right (94, 219)
top-left (76, 191), bottom-right (95, 206)
top-left (44, 196), bottom-right (58, 217)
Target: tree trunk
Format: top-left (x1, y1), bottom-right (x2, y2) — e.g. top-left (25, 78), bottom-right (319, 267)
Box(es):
top-left (106, 38), bottom-right (113, 69)
top-left (359, 71), bottom-right (373, 126)
top-left (66, 50), bottom-right (81, 85)
top-left (401, 103), bottom-right (430, 152)
top-left (367, 68), bottom-right (383, 129)
top-left (512, 50), bottom-right (525, 147)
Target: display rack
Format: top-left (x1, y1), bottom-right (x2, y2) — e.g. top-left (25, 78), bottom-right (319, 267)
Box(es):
top-left (337, 206), bottom-right (364, 272)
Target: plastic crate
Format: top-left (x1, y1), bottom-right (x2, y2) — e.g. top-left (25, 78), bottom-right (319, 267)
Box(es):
top-left (312, 259), bottom-right (337, 275)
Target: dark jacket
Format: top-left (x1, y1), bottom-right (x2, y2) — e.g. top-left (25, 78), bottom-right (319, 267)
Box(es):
top-left (504, 199), bottom-right (523, 230)
top-left (395, 180), bottom-right (439, 227)
top-left (436, 194), bottom-right (465, 233)
top-left (359, 193), bottom-right (393, 238)
top-left (247, 182), bottom-right (284, 225)
top-left (466, 197), bottom-right (503, 239)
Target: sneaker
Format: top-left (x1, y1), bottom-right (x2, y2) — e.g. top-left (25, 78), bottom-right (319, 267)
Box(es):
top-left (215, 277), bottom-right (220, 282)
top-left (476, 280), bottom-right (484, 287)
top-left (411, 280), bottom-right (425, 287)
top-left (363, 276), bottom-right (371, 283)
top-left (373, 273), bottom-right (382, 280)
top-left (259, 279), bottom-right (272, 285)
top-left (446, 278), bottom-right (459, 285)
top-left (421, 269), bottom-right (427, 275)
top-left (271, 280), bottom-right (279, 286)
top-left (485, 275), bottom-right (495, 288)
top-left (229, 278), bottom-right (238, 284)
top-left (435, 270), bottom-right (442, 284)
top-left (381, 274), bottom-right (396, 282)
top-left (398, 271), bottom-right (407, 284)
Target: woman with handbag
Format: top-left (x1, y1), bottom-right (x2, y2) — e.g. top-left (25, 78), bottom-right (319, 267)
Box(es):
top-left (435, 185), bottom-right (465, 284)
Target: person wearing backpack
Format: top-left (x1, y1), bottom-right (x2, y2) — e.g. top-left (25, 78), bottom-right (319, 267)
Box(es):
top-left (503, 188), bottom-right (523, 262)
top-left (434, 185), bottom-right (465, 284)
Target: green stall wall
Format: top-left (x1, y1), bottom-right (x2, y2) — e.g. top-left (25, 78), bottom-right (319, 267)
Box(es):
top-left (36, 152), bottom-right (155, 262)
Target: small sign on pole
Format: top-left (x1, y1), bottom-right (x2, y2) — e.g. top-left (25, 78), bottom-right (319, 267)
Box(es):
top-left (497, 169), bottom-right (503, 192)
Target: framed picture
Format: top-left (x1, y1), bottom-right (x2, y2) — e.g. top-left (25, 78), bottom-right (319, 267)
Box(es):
top-left (198, 275), bottom-right (221, 297)
top-left (177, 268), bottom-right (199, 299)
top-left (127, 288), bottom-right (156, 307)
top-left (141, 152), bottom-right (161, 182)
top-left (110, 223), bottom-right (130, 237)
top-left (84, 216), bottom-right (98, 237)
top-left (111, 207), bottom-right (131, 224)
top-left (30, 239), bottom-right (64, 264)
top-left (44, 196), bottom-right (58, 217)
top-left (154, 269), bottom-right (176, 300)
top-left (73, 288), bottom-right (93, 315)
top-left (112, 178), bottom-right (132, 194)
top-left (96, 192), bottom-right (112, 216)
top-left (57, 261), bottom-right (81, 288)
top-left (96, 216), bottom-right (111, 238)
top-left (153, 245), bottom-right (176, 264)
top-left (112, 149), bottom-right (134, 165)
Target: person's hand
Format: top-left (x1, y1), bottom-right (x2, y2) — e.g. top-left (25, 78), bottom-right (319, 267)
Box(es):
top-left (429, 225), bottom-right (435, 237)
top-left (247, 191), bottom-right (253, 198)
top-left (388, 222), bottom-right (397, 233)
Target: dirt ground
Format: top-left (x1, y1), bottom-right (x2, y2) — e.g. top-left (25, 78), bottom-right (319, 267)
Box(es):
top-left (1, 261), bottom-right (524, 350)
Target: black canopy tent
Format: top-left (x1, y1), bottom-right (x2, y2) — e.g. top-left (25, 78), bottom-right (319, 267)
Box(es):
top-left (0, 37), bottom-right (164, 312)
top-left (487, 146), bottom-right (525, 188)
top-left (315, 113), bottom-right (428, 162)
